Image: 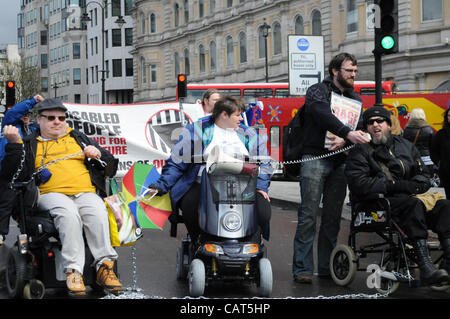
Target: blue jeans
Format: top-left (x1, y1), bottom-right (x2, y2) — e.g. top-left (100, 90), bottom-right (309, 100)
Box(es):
top-left (292, 157), bottom-right (347, 276)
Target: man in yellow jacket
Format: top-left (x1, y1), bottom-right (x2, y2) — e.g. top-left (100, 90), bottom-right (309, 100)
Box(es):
top-left (2, 98), bottom-right (122, 296)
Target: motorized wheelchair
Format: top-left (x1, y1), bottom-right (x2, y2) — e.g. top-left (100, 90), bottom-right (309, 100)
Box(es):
top-left (169, 148), bottom-right (273, 297)
top-left (4, 181), bottom-right (109, 299)
top-left (329, 193), bottom-right (446, 294)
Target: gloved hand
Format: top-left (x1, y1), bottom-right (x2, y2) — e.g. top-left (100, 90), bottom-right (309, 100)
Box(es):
top-left (386, 180), bottom-right (428, 195)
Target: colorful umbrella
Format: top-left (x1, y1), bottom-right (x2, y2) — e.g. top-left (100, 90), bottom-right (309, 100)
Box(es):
top-left (121, 162), bottom-right (172, 229)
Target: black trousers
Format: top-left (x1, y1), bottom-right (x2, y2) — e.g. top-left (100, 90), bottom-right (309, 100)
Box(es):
top-left (0, 183), bottom-right (17, 236)
top-left (388, 194), bottom-right (450, 241)
top-left (179, 182), bottom-right (272, 242)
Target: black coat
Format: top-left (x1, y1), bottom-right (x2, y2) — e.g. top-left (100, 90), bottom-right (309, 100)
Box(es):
top-left (0, 129), bottom-right (118, 198)
top-left (301, 76), bottom-right (363, 164)
top-left (345, 134), bottom-right (430, 202)
top-left (402, 119), bottom-right (434, 157)
top-left (430, 127), bottom-right (450, 185)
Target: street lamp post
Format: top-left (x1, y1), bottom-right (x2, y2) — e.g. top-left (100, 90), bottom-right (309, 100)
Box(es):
top-left (261, 21), bottom-right (271, 83)
top-left (81, 1), bottom-right (125, 104)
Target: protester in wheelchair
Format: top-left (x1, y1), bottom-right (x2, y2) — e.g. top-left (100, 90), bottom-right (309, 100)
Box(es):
top-left (345, 106), bottom-right (450, 286)
top-left (1, 98), bottom-right (122, 296)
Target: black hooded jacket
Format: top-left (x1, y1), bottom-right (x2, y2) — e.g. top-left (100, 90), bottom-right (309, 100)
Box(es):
top-left (301, 76), bottom-right (363, 164)
top-left (345, 134), bottom-right (430, 202)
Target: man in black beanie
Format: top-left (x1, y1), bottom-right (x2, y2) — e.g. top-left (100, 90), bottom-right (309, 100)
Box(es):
top-left (345, 106), bottom-right (450, 286)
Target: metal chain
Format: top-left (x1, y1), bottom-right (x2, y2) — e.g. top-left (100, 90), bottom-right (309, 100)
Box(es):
top-left (9, 143), bottom-right (84, 189)
top-left (272, 144), bottom-right (356, 167)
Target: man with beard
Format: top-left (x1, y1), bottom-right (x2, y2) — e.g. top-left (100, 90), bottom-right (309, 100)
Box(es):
top-left (345, 106), bottom-right (450, 286)
top-left (292, 53), bottom-right (370, 284)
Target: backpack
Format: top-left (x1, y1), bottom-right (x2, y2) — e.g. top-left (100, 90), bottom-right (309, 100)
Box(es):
top-left (282, 104), bottom-right (306, 178)
top-left (282, 83), bottom-right (330, 179)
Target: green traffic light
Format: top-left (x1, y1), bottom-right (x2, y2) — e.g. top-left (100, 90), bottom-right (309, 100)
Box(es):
top-left (381, 35), bottom-right (395, 50)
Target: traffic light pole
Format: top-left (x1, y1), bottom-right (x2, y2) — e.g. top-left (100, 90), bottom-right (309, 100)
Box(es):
top-left (374, 51), bottom-right (383, 107)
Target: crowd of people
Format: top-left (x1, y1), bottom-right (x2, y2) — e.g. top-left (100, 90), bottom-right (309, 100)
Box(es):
top-left (1, 51), bottom-right (449, 296)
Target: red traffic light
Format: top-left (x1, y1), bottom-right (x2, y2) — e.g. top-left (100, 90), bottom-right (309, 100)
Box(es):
top-left (178, 74), bottom-right (186, 82)
top-left (7, 80), bottom-right (15, 88)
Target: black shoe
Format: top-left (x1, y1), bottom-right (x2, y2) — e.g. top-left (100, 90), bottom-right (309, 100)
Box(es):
top-left (293, 274), bottom-right (313, 284)
top-left (413, 239), bottom-right (449, 286)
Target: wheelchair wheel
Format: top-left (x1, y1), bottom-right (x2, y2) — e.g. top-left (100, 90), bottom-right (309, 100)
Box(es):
top-left (176, 246), bottom-right (188, 280)
top-left (5, 248), bottom-right (27, 299)
top-left (375, 256), bottom-right (401, 295)
top-left (330, 244), bottom-right (357, 286)
top-left (23, 280), bottom-right (45, 299)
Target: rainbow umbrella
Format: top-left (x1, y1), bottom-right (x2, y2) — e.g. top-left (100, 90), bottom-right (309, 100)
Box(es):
top-left (121, 162), bottom-right (172, 229)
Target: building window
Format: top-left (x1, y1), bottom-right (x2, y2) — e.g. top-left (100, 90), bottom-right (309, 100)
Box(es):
top-left (273, 22), bottom-right (281, 55)
top-left (184, 0), bottom-right (189, 24)
top-left (199, 44), bottom-right (205, 73)
top-left (239, 32), bottom-right (247, 63)
top-left (125, 28), bottom-right (133, 46)
top-left (150, 65), bottom-right (157, 83)
top-left (112, 0), bottom-right (121, 16)
top-left (258, 26), bottom-right (265, 59)
top-left (210, 41), bottom-right (216, 72)
top-left (41, 77), bottom-right (48, 91)
top-left (209, 0), bottom-right (215, 14)
top-left (174, 3), bottom-right (179, 27)
top-left (73, 43), bottom-right (80, 59)
top-left (226, 36), bottom-right (234, 67)
top-left (40, 30), bottom-right (47, 45)
top-left (113, 59), bottom-right (122, 77)
top-left (422, 0), bottom-right (442, 21)
top-left (41, 54), bottom-right (48, 68)
top-left (140, 12), bottom-right (145, 34)
top-left (346, 0), bottom-right (358, 33)
top-left (112, 29), bottom-right (121, 46)
top-left (125, 0), bottom-right (132, 16)
top-left (199, 0), bottom-right (204, 18)
top-left (295, 15), bottom-right (304, 34)
top-left (141, 57), bottom-right (147, 84)
top-left (227, 0), bottom-right (233, 8)
top-left (184, 48), bottom-right (190, 75)
top-left (174, 52), bottom-right (180, 78)
top-left (73, 68), bottom-right (81, 85)
top-left (74, 94), bottom-right (81, 103)
top-left (125, 58), bottom-right (133, 76)
top-left (150, 13), bottom-right (156, 33)
top-left (312, 10), bottom-right (322, 35)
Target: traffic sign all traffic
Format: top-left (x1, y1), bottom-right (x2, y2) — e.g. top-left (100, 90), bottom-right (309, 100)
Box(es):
top-left (288, 35), bottom-right (324, 96)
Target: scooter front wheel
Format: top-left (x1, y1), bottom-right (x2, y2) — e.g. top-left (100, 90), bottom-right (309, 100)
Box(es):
top-left (258, 258), bottom-right (273, 297)
top-left (189, 259), bottom-right (205, 297)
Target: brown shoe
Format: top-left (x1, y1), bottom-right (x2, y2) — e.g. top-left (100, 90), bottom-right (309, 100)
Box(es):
top-left (96, 261), bottom-right (122, 295)
top-left (294, 274), bottom-right (313, 284)
top-left (66, 270), bottom-right (86, 296)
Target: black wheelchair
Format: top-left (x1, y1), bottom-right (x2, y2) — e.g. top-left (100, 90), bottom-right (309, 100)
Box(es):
top-left (329, 193), bottom-right (446, 294)
top-left (4, 181), bottom-right (108, 299)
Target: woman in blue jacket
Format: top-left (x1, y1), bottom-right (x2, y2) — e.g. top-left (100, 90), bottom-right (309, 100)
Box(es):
top-left (149, 95), bottom-right (272, 242)
top-left (0, 94), bottom-right (43, 244)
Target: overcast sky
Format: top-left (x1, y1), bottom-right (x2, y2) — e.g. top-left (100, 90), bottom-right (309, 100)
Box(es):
top-left (0, 0), bottom-right (20, 44)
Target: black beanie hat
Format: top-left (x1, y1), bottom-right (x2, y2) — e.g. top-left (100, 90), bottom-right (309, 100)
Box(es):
top-left (363, 106), bottom-right (392, 127)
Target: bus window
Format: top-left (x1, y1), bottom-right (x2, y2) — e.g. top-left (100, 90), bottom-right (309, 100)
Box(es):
top-left (359, 88), bottom-right (387, 95)
top-left (270, 125), bottom-right (280, 148)
top-left (275, 88), bottom-right (290, 97)
top-left (243, 88), bottom-right (274, 105)
top-left (186, 89), bottom-right (205, 102)
top-left (217, 89), bottom-right (241, 98)
top-left (186, 88), bottom-right (241, 103)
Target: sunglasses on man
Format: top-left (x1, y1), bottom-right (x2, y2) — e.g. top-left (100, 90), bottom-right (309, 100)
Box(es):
top-left (367, 118), bottom-right (387, 125)
top-left (40, 114), bottom-right (66, 122)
